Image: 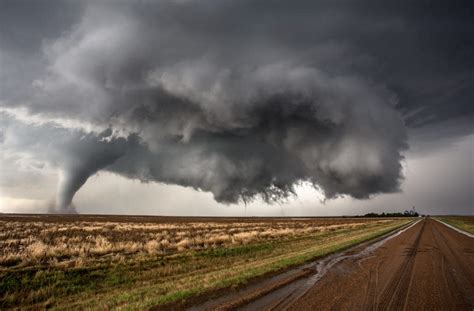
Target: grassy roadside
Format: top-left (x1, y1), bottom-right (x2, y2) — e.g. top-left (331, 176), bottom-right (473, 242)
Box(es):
top-left (435, 216), bottom-right (474, 234)
top-left (1, 219), bottom-right (412, 310)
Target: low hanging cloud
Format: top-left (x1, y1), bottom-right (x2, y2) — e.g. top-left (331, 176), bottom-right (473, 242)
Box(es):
top-left (13, 0), bottom-right (474, 212)
top-left (104, 62), bottom-right (408, 203)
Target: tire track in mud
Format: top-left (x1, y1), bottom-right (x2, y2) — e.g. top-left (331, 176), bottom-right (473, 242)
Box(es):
top-left (287, 218), bottom-right (473, 311)
top-left (376, 221), bottom-right (425, 310)
top-left (363, 260), bottom-right (381, 311)
top-left (430, 223), bottom-right (457, 310)
top-left (430, 220), bottom-right (474, 309)
top-left (257, 220), bottom-right (421, 311)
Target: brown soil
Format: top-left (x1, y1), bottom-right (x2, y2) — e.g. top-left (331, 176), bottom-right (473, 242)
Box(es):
top-left (288, 218), bottom-right (474, 311)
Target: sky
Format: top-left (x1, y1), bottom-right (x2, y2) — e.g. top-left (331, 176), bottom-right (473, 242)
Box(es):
top-left (0, 0), bottom-right (473, 216)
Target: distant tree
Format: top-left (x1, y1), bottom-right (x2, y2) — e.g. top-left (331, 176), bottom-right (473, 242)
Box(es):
top-left (361, 210), bottom-right (419, 217)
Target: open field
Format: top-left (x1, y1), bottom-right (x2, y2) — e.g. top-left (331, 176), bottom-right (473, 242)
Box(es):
top-left (0, 215), bottom-right (411, 309)
top-left (435, 216), bottom-right (474, 234)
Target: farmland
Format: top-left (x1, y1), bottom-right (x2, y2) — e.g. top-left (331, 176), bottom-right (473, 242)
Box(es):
top-left (0, 215), bottom-right (412, 309)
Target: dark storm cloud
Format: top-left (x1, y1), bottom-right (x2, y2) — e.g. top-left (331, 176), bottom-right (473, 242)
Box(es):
top-left (0, 0), bottom-right (472, 212)
top-left (0, 0), bottom-right (82, 53)
top-left (0, 0), bottom-right (83, 102)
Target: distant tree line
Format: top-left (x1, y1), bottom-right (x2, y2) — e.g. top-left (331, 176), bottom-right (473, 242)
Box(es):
top-left (361, 210), bottom-right (419, 218)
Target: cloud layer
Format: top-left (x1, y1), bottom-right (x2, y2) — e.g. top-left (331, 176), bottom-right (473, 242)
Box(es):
top-left (1, 1), bottom-right (472, 212)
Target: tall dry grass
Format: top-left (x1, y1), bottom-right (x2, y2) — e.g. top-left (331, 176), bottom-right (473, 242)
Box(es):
top-left (0, 218), bottom-right (390, 267)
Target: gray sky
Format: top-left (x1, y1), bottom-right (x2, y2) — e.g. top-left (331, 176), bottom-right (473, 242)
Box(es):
top-left (0, 0), bottom-right (473, 215)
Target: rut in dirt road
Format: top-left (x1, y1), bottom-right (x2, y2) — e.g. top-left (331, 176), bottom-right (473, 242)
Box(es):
top-left (288, 218), bottom-right (474, 311)
top-left (375, 221), bottom-right (425, 310)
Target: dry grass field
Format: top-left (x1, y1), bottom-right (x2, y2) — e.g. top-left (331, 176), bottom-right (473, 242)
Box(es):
top-left (0, 215), bottom-right (412, 309)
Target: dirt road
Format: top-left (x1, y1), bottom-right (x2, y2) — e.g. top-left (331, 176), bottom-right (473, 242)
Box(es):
top-left (287, 218), bottom-right (474, 310)
top-left (192, 218), bottom-right (473, 310)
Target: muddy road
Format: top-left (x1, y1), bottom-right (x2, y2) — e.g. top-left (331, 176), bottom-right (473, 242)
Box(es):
top-left (193, 218), bottom-right (474, 311)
